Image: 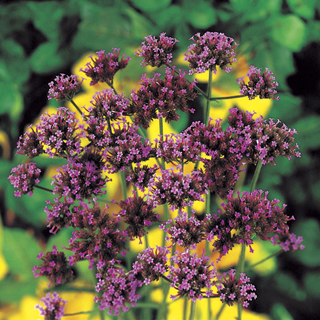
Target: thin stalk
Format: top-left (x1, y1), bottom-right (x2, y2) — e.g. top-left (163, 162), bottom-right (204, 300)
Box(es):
top-left (210, 94), bottom-right (246, 101)
top-left (189, 301), bottom-right (196, 320)
top-left (215, 303), bottom-right (226, 320)
top-left (159, 117), bottom-right (165, 169)
top-left (34, 185), bottom-right (54, 193)
top-left (204, 71), bottom-right (213, 125)
top-left (183, 297), bottom-right (188, 320)
top-left (245, 249), bottom-right (283, 272)
top-left (64, 311), bottom-right (92, 316)
top-left (207, 297), bottom-right (212, 320)
top-left (120, 171), bottom-right (127, 200)
top-left (144, 232), bottom-right (149, 248)
top-left (162, 203), bottom-right (169, 247)
top-left (70, 99), bottom-right (83, 116)
top-left (92, 267), bottom-right (105, 320)
top-left (250, 160), bottom-right (262, 192)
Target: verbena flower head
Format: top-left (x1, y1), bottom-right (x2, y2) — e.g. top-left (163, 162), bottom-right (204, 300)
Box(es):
top-left (80, 48), bottom-right (131, 85)
top-left (162, 212), bottom-right (205, 250)
top-left (94, 266), bottom-right (142, 316)
top-left (119, 193), bottom-right (160, 242)
top-left (271, 230), bottom-right (305, 252)
top-left (216, 269), bottom-right (257, 307)
top-left (16, 125), bottom-right (44, 159)
top-left (237, 65), bottom-right (280, 100)
top-left (133, 246), bottom-right (170, 285)
top-left (130, 67), bottom-right (197, 129)
top-left (184, 32), bottom-right (238, 75)
top-left (32, 245), bottom-right (74, 287)
top-left (135, 32), bottom-right (179, 67)
top-left (168, 251), bottom-right (217, 302)
top-left (35, 291), bottom-right (67, 320)
top-left (228, 108), bottom-right (301, 165)
top-left (205, 190), bottom-right (293, 256)
top-left (8, 162), bottom-right (41, 197)
top-left (85, 89), bottom-right (129, 122)
top-left (37, 107), bottom-right (82, 158)
top-left (48, 74), bottom-right (83, 101)
top-left (67, 201), bottom-right (127, 269)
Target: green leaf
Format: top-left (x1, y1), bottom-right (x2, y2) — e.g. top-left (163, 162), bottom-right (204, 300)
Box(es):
top-left (274, 272), bottom-right (306, 300)
top-left (270, 14), bottom-right (306, 52)
top-left (293, 219), bottom-right (320, 267)
top-left (29, 41), bottom-right (68, 73)
top-left (148, 5), bottom-right (183, 29)
top-left (294, 115), bottom-right (320, 151)
top-left (287, 0), bottom-right (316, 20)
top-left (304, 272), bottom-right (320, 297)
top-left (0, 276), bottom-right (37, 303)
top-left (271, 303), bottom-right (294, 320)
top-left (130, 0), bottom-right (171, 13)
top-left (184, 1), bottom-right (216, 29)
top-left (3, 228), bottom-right (41, 279)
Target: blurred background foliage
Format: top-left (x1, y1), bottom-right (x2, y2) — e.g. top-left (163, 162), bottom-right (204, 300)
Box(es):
top-left (0, 0), bottom-right (320, 319)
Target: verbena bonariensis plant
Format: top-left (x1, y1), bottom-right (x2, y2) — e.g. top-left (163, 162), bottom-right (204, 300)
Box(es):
top-left (9, 31), bottom-right (304, 320)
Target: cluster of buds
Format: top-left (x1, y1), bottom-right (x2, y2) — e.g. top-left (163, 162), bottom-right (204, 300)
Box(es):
top-left (7, 30), bottom-right (305, 319)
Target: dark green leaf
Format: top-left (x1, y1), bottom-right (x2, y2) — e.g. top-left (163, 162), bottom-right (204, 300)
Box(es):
top-left (304, 272), bottom-right (320, 297)
top-left (270, 14), bottom-right (306, 52)
top-left (130, 0), bottom-right (171, 13)
top-left (271, 303), bottom-right (294, 320)
top-left (3, 228), bottom-right (41, 279)
top-left (287, 0), bottom-right (316, 20)
top-left (184, 1), bottom-right (216, 29)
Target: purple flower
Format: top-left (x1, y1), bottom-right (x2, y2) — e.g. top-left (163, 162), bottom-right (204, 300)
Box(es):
top-left (95, 266), bottom-right (142, 316)
top-left (162, 212), bottom-right (205, 249)
top-left (48, 73), bottom-right (83, 101)
top-left (271, 231), bottom-right (305, 252)
top-left (35, 292), bottom-right (67, 320)
top-left (8, 162), bottom-right (41, 197)
top-left (16, 125), bottom-right (44, 159)
top-left (135, 32), bottom-right (179, 67)
top-left (168, 251), bottom-right (217, 301)
top-left (80, 48), bottom-right (131, 85)
top-left (205, 190), bottom-right (294, 256)
top-left (119, 193), bottom-right (160, 242)
top-left (37, 107), bottom-right (83, 158)
top-left (133, 246), bottom-right (170, 284)
top-left (216, 269), bottom-right (257, 307)
top-left (237, 65), bottom-right (280, 100)
top-left (184, 32), bottom-right (238, 75)
top-left (130, 67), bottom-right (197, 129)
top-left (33, 246), bottom-right (74, 287)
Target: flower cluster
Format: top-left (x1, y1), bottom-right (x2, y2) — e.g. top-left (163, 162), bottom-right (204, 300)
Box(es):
top-left (237, 65), bottom-right (280, 100)
top-left (150, 168), bottom-right (207, 210)
top-left (205, 190), bottom-right (293, 256)
top-left (16, 126), bottom-right (43, 159)
top-left (133, 246), bottom-right (170, 285)
top-left (228, 107), bottom-right (301, 165)
top-left (80, 48), bottom-right (131, 85)
top-left (95, 266), bottom-right (142, 316)
top-left (33, 245), bottom-right (74, 287)
top-left (119, 193), bottom-right (160, 242)
top-left (37, 107), bottom-right (82, 158)
top-left (168, 251), bottom-right (216, 301)
top-left (130, 67), bottom-right (197, 129)
top-left (184, 32), bottom-right (238, 74)
top-left (48, 73), bottom-right (83, 101)
top-left (135, 32), bottom-right (179, 67)
top-left (162, 212), bottom-right (205, 249)
top-left (216, 269), bottom-right (257, 307)
top-left (8, 162), bottom-right (41, 197)
top-left (67, 201), bottom-right (127, 269)
top-left (271, 231), bottom-right (305, 252)
top-left (35, 292), bottom-right (67, 320)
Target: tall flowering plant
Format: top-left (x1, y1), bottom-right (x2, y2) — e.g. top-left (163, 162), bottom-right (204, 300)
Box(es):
top-left (9, 32), bottom-right (304, 320)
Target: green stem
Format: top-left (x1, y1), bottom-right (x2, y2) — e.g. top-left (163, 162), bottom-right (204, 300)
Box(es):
top-left (162, 203), bottom-right (169, 246)
top-left (64, 311), bottom-right (92, 316)
top-left (144, 232), bottom-right (149, 248)
top-left (189, 301), bottom-right (196, 320)
top-left (250, 160), bottom-right (262, 192)
top-left (210, 94), bottom-right (246, 101)
top-left (120, 171), bottom-right (127, 200)
top-left (215, 302), bottom-right (226, 320)
top-left (34, 185), bottom-right (54, 193)
top-left (92, 266), bottom-right (105, 320)
top-left (183, 297), bottom-right (188, 320)
top-left (245, 249), bottom-right (283, 272)
top-left (204, 71), bottom-right (213, 126)
top-left (70, 99), bottom-right (83, 116)
top-left (159, 117), bottom-right (165, 169)
top-left (207, 297), bottom-right (212, 320)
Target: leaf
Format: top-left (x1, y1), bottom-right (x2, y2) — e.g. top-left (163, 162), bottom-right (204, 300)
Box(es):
top-left (287, 0), bottom-right (316, 19)
top-left (270, 14), bottom-right (306, 52)
top-left (3, 228), bottom-right (41, 279)
top-left (271, 303), bottom-right (294, 320)
top-left (293, 219), bottom-right (320, 267)
top-left (130, 0), bottom-right (171, 13)
top-left (148, 5), bottom-right (183, 29)
top-left (304, 272), bottom-right (320, 297)
top-left (185, 1), bottom-right (216, 29)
